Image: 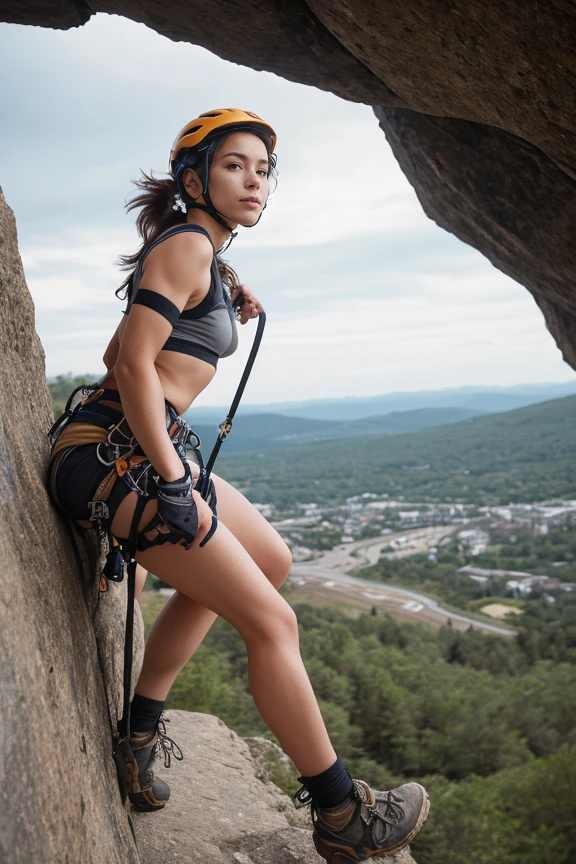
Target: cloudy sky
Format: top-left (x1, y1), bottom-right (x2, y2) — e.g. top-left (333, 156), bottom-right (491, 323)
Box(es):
top-left (1, 15), bottom-right (574, 406)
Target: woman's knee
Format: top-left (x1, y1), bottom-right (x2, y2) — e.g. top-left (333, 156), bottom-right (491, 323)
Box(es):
top-left (245, 595), bottom-right (299, 647)
top-left (268, 542), bottom-right (292, 590)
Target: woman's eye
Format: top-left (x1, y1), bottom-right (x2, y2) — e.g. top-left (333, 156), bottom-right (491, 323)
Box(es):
top-left (228, 162), bottom-right (242, 170)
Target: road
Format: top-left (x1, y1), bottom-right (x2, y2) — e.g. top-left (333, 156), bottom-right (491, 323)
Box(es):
top-left (289, 527), bottom-right (516, 637)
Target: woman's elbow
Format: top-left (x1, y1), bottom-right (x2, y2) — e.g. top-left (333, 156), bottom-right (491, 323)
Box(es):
top-left (115, 357), bottom-right (150, 384)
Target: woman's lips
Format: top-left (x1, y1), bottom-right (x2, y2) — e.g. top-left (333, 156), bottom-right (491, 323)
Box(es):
top-left (240, 199), bottom-right (260, 207)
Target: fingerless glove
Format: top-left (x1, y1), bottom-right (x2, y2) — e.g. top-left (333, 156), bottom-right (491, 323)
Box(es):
top-left (154, 460), bottom-right (199, 549)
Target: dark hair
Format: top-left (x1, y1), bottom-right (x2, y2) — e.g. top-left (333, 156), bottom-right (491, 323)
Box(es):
top-left (116, 129), bottom-right (278, 304)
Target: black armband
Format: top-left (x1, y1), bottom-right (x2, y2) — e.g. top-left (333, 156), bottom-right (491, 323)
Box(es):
top-left (132, 289), bottom-right (180, 326)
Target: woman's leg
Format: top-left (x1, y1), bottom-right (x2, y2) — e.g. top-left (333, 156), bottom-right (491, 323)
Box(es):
top-left (135, 563), bottom-right (148, 600)
top-left (135, 593), bottom-right (218, 699)
top-left (111, 490), bottom-right (335, 777)
top-left (208, 471), bottom-right (293, 586)
top-left (134, 472), bottom-right (293, 700)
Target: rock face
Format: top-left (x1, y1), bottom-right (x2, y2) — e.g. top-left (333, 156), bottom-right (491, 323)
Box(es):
top-left (0, 187), bottom-right (140, 862)
top-left (133, 710), bottom-right (417, 864)
top-left (2, 1), bottom-right (573, 367)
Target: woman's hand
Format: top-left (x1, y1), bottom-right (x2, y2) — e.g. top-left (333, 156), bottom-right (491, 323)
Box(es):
top-left (152, 460), bottom-right (218, 550)
top-left (191, 489), bottom-right (218, 548)
top-left (230, 283), bottom-right (264, 324)
top-left (186, 459), bottom-right (218, 548)
top-left (149, 488), bottom-right (216, 549)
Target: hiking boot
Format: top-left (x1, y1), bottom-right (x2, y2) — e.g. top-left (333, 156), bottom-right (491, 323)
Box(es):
top-left (122, 716), bottom-right (183, 812)
top-left (296, 778), bottom-right (429, 862)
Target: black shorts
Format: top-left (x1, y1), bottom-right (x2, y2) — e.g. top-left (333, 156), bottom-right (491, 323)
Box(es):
top-left (52, 442), bottom-right (139, 526)
top-left (49, 396), bottom-right (198, 535)
top-left (48, 389), bottom-right (218, 551)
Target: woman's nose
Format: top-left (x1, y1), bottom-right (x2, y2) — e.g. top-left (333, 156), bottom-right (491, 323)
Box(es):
top-left (246, 171), bottom-right (261, 188)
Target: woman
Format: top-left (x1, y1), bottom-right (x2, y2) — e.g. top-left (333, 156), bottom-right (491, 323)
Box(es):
top-left (48, 109), bottom-right (429, 862)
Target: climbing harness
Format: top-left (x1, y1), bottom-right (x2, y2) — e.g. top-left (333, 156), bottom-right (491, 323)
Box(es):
top-left (47, 311), bottom-right (266, 796)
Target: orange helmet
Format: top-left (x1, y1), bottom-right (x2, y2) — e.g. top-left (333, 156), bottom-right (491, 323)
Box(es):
top-left (170, 108), bottom-right (276, 166)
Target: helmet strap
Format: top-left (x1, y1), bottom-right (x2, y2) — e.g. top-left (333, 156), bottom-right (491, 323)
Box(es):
top-left (199, 142), bottom-right (239, 236)
top-left (174, 163), bottom-right (236, 241)
top-left (173, 133), bottom-right (266, 246)
top-left (185, 200), bottom-right (238, 241)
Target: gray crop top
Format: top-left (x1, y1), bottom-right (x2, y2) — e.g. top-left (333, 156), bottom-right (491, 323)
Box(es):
top-left (125, 224), bottom-right (238, 368)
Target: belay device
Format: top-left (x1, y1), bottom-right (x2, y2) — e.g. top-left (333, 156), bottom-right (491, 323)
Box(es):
top-left (47, 311), bottom-right (266, 799)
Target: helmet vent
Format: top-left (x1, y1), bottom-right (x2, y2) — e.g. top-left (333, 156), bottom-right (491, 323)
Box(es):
top-left (183, 124), bottom-right (202, 136)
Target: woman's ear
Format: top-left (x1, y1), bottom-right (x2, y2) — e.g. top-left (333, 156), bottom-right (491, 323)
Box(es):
top-left (182, 167), bottom-right (204, 201)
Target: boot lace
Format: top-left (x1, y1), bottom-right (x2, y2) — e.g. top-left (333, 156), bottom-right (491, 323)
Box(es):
top-left (154, 715), bottom-right (184, 769)
top-left (365, 786), bottom-right (406, 846)
top-left (297, 780), bottom-right (406, 849)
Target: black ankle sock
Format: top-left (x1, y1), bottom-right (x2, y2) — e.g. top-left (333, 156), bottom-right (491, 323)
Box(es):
top-left (298, 755), bottom-right (355, 809)
top-left (130, 692), bottom-right (165, 734)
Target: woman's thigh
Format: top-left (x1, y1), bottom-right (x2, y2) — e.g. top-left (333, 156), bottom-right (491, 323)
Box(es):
top-left (210, 472), bottom-right (292, 589)
top-left (110, 491), bottom-right (296, 641)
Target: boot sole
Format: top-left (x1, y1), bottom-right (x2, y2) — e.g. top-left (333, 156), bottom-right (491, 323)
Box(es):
top-left (129, 789), bottom-right (168, 812)
top-left (313, 784), bottom-right (430, 863)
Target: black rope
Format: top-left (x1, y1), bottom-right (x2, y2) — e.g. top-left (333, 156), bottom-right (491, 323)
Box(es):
top-left (117, 494), bottom-right (148, 739)
top-left (118, 560), bottom-right (136, 740)
top-left (205, 311), bottom-right (266, 477)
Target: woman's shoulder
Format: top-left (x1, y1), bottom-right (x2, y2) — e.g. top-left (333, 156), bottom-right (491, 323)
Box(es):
top-left (133, 226), bottom-right (214, 307)
top-left (142, 226), bottom-right (214, 280)
top-left (147, 225), bottom-right (214, 261)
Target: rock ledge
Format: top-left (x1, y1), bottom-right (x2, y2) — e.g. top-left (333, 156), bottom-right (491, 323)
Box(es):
top-left (133, 710), bottom-right (417, 864)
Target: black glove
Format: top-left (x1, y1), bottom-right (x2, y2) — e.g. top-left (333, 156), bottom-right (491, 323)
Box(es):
top-left (140, 460), bottom-right (198, 550)
top-left (194, 468), bottom-right (218, 516)
top-left (192, 469), bottom-right (218, 548)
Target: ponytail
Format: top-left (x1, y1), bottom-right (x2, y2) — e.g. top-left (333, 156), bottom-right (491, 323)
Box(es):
top-left (116, 171), bottom-right (243, 305)
top-left (116, 172), bottom-right (186, 303)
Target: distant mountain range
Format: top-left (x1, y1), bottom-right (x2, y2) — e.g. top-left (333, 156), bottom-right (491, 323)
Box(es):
top-left (45, 377), bottom-right (576, 506)
top-left (189, 406), bottom-right (487, 454)
top-left (215, 394), bottom-right (576, 507)
top-left (186, 381), bottom-right (576, 425)
top-left (185, 382), bottom-right (576, 454)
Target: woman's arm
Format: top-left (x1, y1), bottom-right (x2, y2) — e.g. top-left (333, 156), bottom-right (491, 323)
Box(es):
top-left (230, 283), bottom-right (264, 324)
top-left (115, 231), bottom-right (213, 482)
top-left (102, 316), bottom-right (127, 371)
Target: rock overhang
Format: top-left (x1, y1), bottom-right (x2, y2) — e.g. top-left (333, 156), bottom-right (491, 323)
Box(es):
top-left (6, 0), bottom-right (570, 368)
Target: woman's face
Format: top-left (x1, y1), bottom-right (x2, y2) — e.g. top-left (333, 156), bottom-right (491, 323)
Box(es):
top-left (206, 130), bottom-right (271, 228)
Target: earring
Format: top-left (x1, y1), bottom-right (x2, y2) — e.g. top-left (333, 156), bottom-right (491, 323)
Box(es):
top-left (172, 193), bottom-right (187, 213)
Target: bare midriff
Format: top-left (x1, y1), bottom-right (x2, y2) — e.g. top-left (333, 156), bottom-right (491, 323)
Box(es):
top-left (103, 351), bottom-right (217, 417)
